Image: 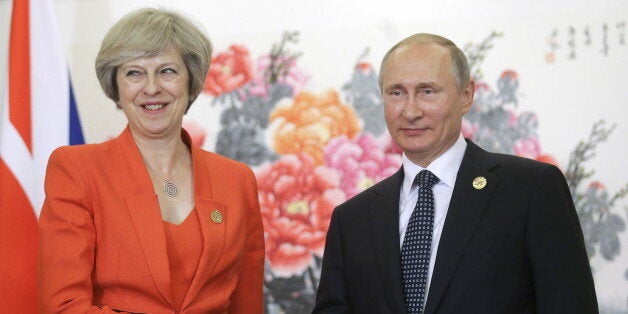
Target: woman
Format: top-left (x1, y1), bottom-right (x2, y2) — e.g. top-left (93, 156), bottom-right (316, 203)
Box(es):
top-left (38, 8), bottom-right (264, 313)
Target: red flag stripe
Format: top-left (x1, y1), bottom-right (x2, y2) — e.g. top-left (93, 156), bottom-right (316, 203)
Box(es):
top-left (0, 159), bottom-right (38, 313)
top-left (9, 0), bottom-right (32, 154)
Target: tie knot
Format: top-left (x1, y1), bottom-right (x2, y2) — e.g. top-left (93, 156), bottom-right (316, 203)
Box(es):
top-left (414, 170), bottom-right (439, 189)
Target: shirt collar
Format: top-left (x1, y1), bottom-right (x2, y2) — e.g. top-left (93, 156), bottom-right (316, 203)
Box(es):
top-left (401, 134), bottom-right (467, 193)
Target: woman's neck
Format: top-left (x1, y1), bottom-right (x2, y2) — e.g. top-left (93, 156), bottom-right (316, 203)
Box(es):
top-left (133, 131), bottom-right (188, 173)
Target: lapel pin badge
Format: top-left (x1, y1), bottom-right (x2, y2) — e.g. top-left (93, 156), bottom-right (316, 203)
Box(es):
top-left (472, 176), bottom-right (487, 190)
top-left (210, 209), bottom-right (223, 224)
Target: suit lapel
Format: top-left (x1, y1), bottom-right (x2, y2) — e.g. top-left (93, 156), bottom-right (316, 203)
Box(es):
top-left (368, 168), bottom-right (407, 313)
top-left (115, 127), bottom-right (174, 305)
top-left (125, 195), bottom-right (173, 305)
top-left (424, 141), bottom-right (500, 313)
top-left (181, 144), bottom-right (227, 309)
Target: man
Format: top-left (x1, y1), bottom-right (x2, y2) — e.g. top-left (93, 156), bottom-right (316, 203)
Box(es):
top-left (313, 33), bottom-right (597, 313)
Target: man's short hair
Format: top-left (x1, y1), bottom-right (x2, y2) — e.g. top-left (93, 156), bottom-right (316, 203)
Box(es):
top-left (379, 33), bottom-right (470, 92)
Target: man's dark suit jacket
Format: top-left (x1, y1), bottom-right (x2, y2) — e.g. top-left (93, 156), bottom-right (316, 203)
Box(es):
top-left (313, 140), bottom-right (597, 313)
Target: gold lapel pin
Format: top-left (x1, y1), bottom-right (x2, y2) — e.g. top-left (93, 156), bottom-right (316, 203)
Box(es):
top-left (472, 176), bottom-right (487, 190)
top-left (210, 209), bottom-right (223, 224)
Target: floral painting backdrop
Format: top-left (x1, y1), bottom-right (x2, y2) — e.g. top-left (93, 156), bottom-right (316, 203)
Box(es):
top-left (180, 31), bottom-right (627, 313)
top-left (2, 1), bottom-right (625, 312)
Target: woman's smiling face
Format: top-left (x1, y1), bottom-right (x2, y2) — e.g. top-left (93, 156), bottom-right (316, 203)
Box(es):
top-left (116, 45), bottom-right (190, 140)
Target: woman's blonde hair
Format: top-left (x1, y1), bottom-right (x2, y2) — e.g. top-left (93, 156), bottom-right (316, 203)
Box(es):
top-left (95, 8), bottom-right (213, 110)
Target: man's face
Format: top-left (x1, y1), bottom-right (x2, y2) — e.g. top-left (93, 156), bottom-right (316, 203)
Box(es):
top-left (381, 43), bottom-right (474, 167)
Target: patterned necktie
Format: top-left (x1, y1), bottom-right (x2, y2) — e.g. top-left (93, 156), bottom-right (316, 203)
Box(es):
top-left (401, 170), bottom-right (440, 314)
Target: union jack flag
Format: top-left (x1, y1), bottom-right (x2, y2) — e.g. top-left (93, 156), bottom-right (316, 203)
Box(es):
top-left (0, 0), bottom-right (84, 311)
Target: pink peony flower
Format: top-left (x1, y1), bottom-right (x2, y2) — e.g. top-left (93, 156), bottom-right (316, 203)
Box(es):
top-left (203, 44), bottom-right (254, 96)
top-left (324, 134), bottom-right (401, 199)
top-left (381, 133), bottom-right (403, 156)
top-left (182, 119), bottom-right (206, 147)
top-left (256, 154), bottom-right (345, 277)
top-left (245, 54), bottom-right (310, 98)
top-left (507, 109), bottom-right (519, 127)
top-left (514, 138), bottom-right (542, 159)
top-left (461, 119), bottom-right (479, 139)
top-left (474, 82), bottom-right (491, 92)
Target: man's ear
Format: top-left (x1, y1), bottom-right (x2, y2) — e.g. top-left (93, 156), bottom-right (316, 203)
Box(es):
top-left (461, 80), bottom-right (475, 114)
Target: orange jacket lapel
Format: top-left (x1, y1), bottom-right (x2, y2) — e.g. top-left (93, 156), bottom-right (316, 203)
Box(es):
top-left (181, 143), bottom-right (228, 309)
top-left (115, 126), bottom-right (174, 306)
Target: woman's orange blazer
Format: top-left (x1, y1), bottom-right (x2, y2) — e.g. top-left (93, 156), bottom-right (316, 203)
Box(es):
top-left (38, 127), bottom-right (265, 313)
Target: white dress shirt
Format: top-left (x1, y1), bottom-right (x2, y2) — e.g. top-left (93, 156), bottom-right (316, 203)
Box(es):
top-left (398, 134), bottom-right (467, 305)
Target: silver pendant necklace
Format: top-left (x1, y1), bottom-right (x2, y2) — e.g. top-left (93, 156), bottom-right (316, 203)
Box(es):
top-left (144, 153), bottom-right (186, 198)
